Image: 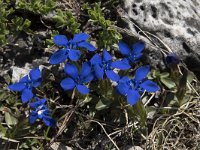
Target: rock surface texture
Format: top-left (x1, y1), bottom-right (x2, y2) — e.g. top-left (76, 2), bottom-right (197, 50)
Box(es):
top-left (119, 0), bottom-right (200, 73)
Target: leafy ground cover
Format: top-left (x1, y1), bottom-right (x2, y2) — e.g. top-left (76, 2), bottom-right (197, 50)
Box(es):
top-left (0, 0), bottom-right (200, 149)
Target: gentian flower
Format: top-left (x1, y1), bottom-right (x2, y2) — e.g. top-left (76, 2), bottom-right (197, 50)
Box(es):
top-left (116, 66), bottom-right (160, 105)
top-left (166, 53), bottom-right (180, 66)
top-left (60, 62), bottom-right (94, 94)
top-left (8, 68), bottom-right (41, 103)
top-left (118, 41), bottom-right (144, 65)
top-left (90, 50), bottom-right (130, 82)
top-left (29, 97), bottom-right (56, 127)
top-left (50, 33), bottom-right (96, 64)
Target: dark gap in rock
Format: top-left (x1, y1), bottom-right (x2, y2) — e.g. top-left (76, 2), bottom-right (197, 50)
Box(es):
top-left (132, 9), bottom-right (138, 15)
top-left (187, 28), bottom-right (195, 35)
top-left (185, 54), bottom-right (200, 80)
top-left (182, 42), bottom-right (192, 53)
top-left (124, 7), bottom-right (129, 13)
top-left (140, 5), bottom-right (145, 11)
top-left (151, 6), bottom-right (157, 18)
top-left (169, 12), bottom-right (174, 18)
top-left (135, 0), bottom-right (142, 3)
top-left (163, 30), bottom-right (172, 38)
top-left (162, 18), bottom-right (173, 25)
top-left (132, 4), bottom-right (137, 7)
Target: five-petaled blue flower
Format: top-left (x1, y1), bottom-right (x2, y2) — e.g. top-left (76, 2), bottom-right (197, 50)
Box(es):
top-left (8, 68), bottom-right (41, 103)
top-left (118, 41), bottom-right (144, 65)
top-left (50, 33), bottom-right (96, 64)
top-left (29, 97), bottom-right (56, 127)
top-left (60, 62), bottom-right (94, 94)
top-left (90, 50), bottom-right (130, 81)
top-left (116, 65), bottom-right (160, 105)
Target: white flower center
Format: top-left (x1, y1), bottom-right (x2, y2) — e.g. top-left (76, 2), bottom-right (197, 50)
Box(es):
top-left (37, 110), bottom-right (44, 115)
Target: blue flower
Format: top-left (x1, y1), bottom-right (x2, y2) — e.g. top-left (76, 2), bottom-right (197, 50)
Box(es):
top-left (116, 66), bottom-right (160, 105)
top-left (50, 33), bottom-right (96, 64)
top-left (118, 41), bottom-right (144, 65)
top-left (60, 62), bottom-right (94, 94)
top-left (29, 97), bottom-right (56, 127)
top-left (8, 68), bottom-right (41, 103)
top-left (90, 50), bottom-right (130, 81)
top-left (166, 53), bottom-right (179, 66)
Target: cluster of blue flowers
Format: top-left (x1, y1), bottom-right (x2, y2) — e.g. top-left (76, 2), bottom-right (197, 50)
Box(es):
top-left (8, 32), bottom-right (160, 127)
top-left (8, 68), bottom-right (56, 127)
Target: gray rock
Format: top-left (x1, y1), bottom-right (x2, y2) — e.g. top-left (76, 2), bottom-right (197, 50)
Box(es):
top-left (118, 0), bottom-right (200, 72)
top-left (10, 66), bottom-right (30, 83)
top-left (0, 31), bottom-right (52, 79)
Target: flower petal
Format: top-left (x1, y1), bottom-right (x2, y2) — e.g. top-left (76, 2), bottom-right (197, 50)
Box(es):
top-left (38, 109), bottom-right (49, 119)
top-left (127, 89), bottom-right (140, 105)
top-left (32, 80), bottom-right (42, 88)
top-left (21, 88), bottom-right (33, 103)
top-left (64, 63), bottom-right (78, 78)
top-left (119, 76), bottom-right (130, 83)
top-left (94, 65), bottom-right (104, 79)
top-left (77, 84), bottom-right (89, 94)
top-left (166, 53), bottom-right (180, 65)
top-left (29, 99), bottom-right (46, 109)
top-left (73, 33), bottom-right (89, 42)
top-left (68, 49), bottom-right (81, 61)
top-left (103, 50), bottom-right (112, 61)
top-left (60, 78), bottom-right (76, 90)
top-left (43, 116), bottom-right (56, 127)
top-left (80, 62), bottom-right (91, 77)
top-left (78, 42), bottom-right (96, 51)
top-left (8, 82), bottom-right (26, 92)
top-left (29, 68), bottom-right (41, 81)
top-left (49, 49), bottom-right (68, 64)
top-left (116, 82), bottom-right (129, 95)
top-left (122, 58), bottom-right (129, 64)
top-left (105, 70), bottom-right (120, 81)
top-left (130, 53), bottom-right (143, 63)
top-left (29, 111), bottom-right (38, 124)
top-left (90, 53), bottom-right (102, 65)
top-left (39, 98), bottom-right (47, 105)
top-left (118, 41), bottom-right (130, 55)
top-left (82, 73), bottom-right (94, 83)
top-left (53, 35), bottom-right (68, 46)
top-left (132, 41), bottom-right (145, 54)
top-left (19, 75), bottom-right (29, 83)
top-left (140, 80), bottom-right (160, 92)
top-left (111, 60), bottom-right (131, 70)
top-left (134, 65), bottom-right (150, 81)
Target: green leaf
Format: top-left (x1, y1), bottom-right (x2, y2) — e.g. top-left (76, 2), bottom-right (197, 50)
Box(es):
top-left (187, 71), bottom-right (195, 83)
top-left (133, 100), bottom-right (147, 127)
top-left (5, 112), bottom-right (18, 126)
top-left (160, 72), bottom-right (169, 78)
top-left (160, 77), bottom-right (176, 89)
top-left (23, 19), bottom-right (31, 29)
top-left (179, 95), bottom-right (190, 106)
top-left (95, 98), bottom-right (111, 110)
top-left (0, 91), bottom-right (8, 101)
top-left (84, 2), bottom-right (121, 49)
top-left (0, 124), bottom-right (7, 137)
top-left (82, 96), bottom-right (92, 104)
top-left (146, 106), bottom-right (156, 119)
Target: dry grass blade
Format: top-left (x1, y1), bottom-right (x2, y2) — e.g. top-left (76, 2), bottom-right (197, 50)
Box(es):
top-left (146, 98), bottom-right (200, 150)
